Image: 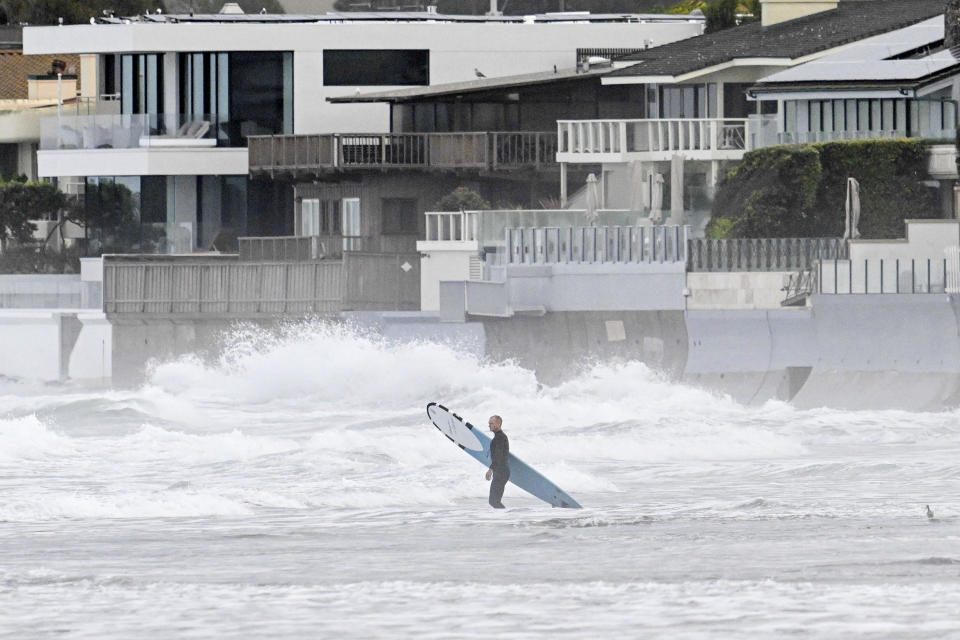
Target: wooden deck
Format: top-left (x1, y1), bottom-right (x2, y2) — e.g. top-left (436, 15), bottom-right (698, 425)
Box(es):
top-left (248, 131), bottom-right (557, 176)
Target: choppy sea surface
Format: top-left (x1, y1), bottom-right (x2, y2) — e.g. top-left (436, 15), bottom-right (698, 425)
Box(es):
top-left (2, 322), bottom-right (960, 638)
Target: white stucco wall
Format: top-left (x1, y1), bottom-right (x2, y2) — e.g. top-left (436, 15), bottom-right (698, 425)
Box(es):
top-left (25, 19), bottom-right (704, 134)
top-left (849, 220), bottom-right (960, 263)
top-left (68, 313), bottom-right (112, 380)
top-left (418, 241), bottom-right (478, 311)
top-left (0, 310), bottom-right (112, 382)
top-left (0, 311), bottom-right (62, 381)
top-left (686, 271), bottom-right (793, 309)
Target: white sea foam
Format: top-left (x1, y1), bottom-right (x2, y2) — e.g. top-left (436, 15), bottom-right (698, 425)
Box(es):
top-left (6, 319), bottom-right (960, 635)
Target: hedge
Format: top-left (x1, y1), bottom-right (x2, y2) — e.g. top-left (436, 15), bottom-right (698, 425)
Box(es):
top-left (708, 139), bottom-right (939, 239)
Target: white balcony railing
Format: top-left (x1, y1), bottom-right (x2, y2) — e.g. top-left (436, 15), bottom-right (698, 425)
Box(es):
top-left (556, 117), bottom-right (777, 158)
top-left (424, 211), bottom-right (480, 242)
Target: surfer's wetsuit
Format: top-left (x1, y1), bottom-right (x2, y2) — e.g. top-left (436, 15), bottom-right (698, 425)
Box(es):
top-left (488, 431), bottom-right (510, 508)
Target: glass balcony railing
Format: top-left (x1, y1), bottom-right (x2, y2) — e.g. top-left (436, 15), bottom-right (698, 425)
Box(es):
top-left (40, 113), bottom-right (227, 150)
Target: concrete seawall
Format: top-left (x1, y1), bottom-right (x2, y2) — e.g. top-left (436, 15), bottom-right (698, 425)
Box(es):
top-left (479, 310), bottom-right (688, 385)
top-left (10, 293), bottom-right (960, 411)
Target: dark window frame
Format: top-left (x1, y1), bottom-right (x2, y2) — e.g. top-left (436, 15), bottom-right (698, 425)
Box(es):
top-left (323, 50), bottom-right (429, 86)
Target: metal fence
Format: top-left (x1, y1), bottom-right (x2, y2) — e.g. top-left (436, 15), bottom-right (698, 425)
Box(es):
top-left (103, 252), bottom-right (420, 315)
top-left (818, 258), bottom-right (952, 294)
top-left (687, 237), bottom-right (847, 272)
top-left (504, 225), bottom-right (689, 265)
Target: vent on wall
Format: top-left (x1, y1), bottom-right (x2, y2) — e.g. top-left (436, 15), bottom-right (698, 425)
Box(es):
top-left (469, 255), bottom-right (482, 280)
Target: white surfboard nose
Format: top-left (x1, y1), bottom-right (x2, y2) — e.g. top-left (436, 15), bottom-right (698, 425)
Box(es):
top-left (427, 403), bottom-right (484, 452)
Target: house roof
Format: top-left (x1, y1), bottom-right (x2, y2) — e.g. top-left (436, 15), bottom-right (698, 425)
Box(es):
top-left (752, 17), bottom-right (959, 87)
top-left (108, 11), bottom-right (700, 25)
top-left (0, 51), bottom-right (81, 100)
top-left (607, 0), bottom-right (946, 81)
top-left (328, 67), bottom-right (610, 103)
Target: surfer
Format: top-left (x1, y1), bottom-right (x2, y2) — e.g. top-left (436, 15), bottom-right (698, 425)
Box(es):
top-left (485, 415), bottom-right (510, 509)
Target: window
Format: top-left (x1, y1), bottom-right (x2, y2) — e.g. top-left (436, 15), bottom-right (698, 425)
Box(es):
top-left (178, 51), bottom-right (293, 146)
top-left (342, 198), bottom-right (362, 251)
top-left (323, 50), bottom-right (429, 86)
top-left (301, 199), bottom-right (320, 236)
top-left (119, 54), bottom-right (163, 117)
top-left (381, 198), bottom-right (418, 235)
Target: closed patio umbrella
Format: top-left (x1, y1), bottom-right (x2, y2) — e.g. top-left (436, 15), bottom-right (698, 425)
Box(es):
top-left (650, 173), bottom-right (665, 224)
top-left (585, 173), bottom-right (600, 225)
top-left (628, 160), bottom-right (646, 213)
top-left (844, 176), bottom-right (861, 240)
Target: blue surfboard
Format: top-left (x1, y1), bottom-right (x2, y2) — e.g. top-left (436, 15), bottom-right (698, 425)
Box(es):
top-left (426, 402), bottom-right (582, 509)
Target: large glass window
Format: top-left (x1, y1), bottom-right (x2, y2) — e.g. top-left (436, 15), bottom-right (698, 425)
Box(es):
top-left (118, 54), bottom-right (163, 117)
top-left (323, 50), bottom-right (429, 86)
top-left (83, 176), bottom-right (166, 254)
top-left (179, 51), bottom-right (293, 146)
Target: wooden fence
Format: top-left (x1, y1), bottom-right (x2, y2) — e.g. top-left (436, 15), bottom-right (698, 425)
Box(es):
top-left (103, 252), bottom-right (420, 315)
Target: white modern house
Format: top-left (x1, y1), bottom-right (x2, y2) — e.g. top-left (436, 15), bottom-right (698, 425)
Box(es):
top-left (21, 8), bottom-right (704, 254)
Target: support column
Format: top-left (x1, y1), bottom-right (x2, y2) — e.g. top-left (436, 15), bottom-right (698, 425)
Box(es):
top-left (560, 162), bottom-right (568, 207)
top-left (163, 52), bottom-right (178, 135)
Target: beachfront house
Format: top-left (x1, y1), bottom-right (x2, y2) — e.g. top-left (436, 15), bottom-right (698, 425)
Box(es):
top-left (554, 0), bottom-right (950, 234)
top-left (22, 7), bottom-right (703, 255)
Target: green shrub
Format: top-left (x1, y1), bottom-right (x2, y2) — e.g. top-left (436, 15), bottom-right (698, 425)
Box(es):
top-left (434, 186), bottom-right (490, 211)
top-left (711, 139), bottom-right (938, 238)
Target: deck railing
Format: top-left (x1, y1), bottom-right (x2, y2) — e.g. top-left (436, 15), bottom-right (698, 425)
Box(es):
top-left (248, 131), bottom-right (556, 175)
top-left (556, 118), bottom-right (774, 157)
top-left (687, 237), bottom-right (847, 272)
top-left (424, 211), bottom-right (479, 242)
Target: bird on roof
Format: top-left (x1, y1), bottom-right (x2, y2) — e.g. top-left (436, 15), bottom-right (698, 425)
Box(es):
top-left (474, 68), bottom-right (486, 78)
top-left (926, 505), bottom-right (935, 519)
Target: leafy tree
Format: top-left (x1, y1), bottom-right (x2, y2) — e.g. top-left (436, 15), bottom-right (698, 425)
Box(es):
top-left (70, 181), bottom-right (164, 254)
top-left (0, 1), bottom-right (166, 24)
top-left (703, 0), bottom-right (736, 32)
top-left (435, 186), bottom-right (490, 211)
top-left (709, 146), bottom-right (821, 238)
top-left (0, 181), bottom-right (64, 252)
top-left (710, 140), bottom-right (938, 239)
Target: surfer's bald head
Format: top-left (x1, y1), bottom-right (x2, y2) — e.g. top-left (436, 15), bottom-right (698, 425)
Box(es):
top-left (488, 415), bottom-right (502, 431)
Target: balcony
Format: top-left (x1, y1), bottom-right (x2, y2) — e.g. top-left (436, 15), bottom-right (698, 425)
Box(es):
top-left (247, 131), bottom-right (557, 177)
top-left (37, 113), bottom-right (248, 177)
top-left (557, 117), bottom-right (778, 163)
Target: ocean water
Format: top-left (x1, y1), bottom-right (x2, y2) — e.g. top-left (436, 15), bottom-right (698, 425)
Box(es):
top-left (2, 321), bottom-right (960, 638)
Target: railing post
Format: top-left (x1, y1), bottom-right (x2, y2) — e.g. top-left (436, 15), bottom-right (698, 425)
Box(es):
top-left (491, 132), bottom-right (498, 171)
top-left (710, 119), bottom-right (719, 151)
top-left (619, 121), bottom-right (627, 154)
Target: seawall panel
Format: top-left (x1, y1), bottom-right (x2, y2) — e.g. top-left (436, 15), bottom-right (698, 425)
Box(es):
top-left (478, 310), bottom-right (688, 385)
top-left (791, 294), bottom-right (960, 410)
top-left (683, 308), bottom-right (815, 404)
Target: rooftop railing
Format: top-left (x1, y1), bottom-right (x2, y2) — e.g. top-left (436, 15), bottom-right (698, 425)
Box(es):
top-left (248, 131), bottom-right (557, 175)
